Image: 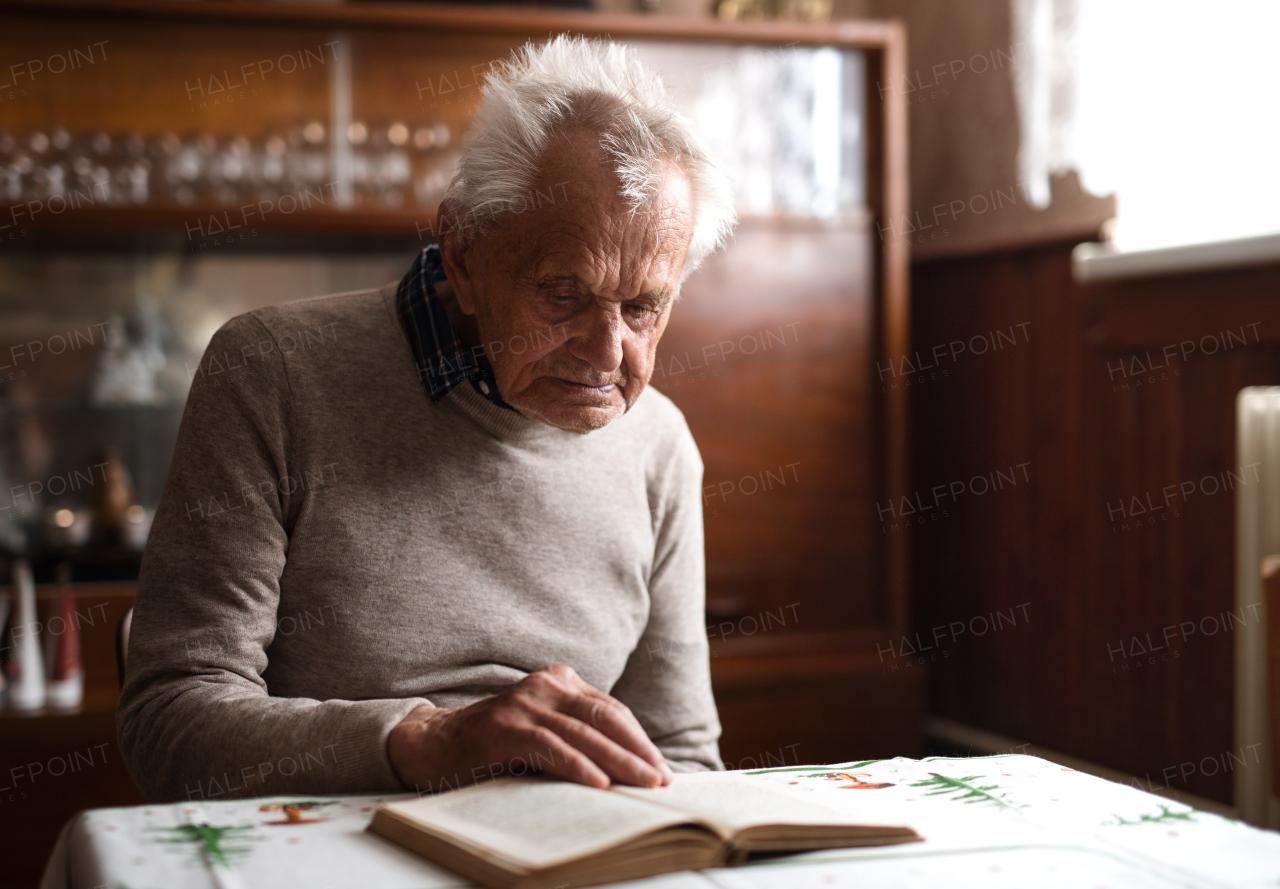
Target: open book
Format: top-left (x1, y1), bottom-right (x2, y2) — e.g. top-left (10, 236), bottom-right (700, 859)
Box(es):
top-left (369, 772), bottom-right (921, 889)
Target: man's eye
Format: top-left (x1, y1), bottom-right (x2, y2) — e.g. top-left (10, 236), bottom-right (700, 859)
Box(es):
top-left (541, 288), bottom-right (578, 304)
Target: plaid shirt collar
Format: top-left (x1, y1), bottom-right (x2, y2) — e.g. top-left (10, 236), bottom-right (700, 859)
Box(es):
top-left (395, 246), bottom-right (514, 411)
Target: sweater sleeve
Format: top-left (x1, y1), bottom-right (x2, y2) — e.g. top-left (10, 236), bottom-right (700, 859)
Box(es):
top-left (608, 411), bottom-right (723, 772)
top-left (116, 313), bottom-right (429, 803)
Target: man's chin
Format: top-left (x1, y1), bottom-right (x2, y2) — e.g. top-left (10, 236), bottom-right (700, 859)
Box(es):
top-left (512, 398), bottom-right (626, 434)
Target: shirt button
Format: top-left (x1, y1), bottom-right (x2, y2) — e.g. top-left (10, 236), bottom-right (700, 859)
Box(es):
top-left (479, 381), bottom-right (491, 395)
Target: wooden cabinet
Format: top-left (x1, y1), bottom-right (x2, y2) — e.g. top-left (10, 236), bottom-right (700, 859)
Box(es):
top-left (0, 4), bottom-right (913, 881)
top-left (1, 584), bottom-right (141, 889)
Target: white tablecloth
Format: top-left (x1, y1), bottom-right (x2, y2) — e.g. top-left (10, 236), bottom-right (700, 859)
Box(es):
top-left (39, 755), bottom-right (1280, 889)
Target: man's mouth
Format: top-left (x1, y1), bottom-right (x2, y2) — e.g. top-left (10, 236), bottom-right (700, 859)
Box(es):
top-left (550, 377), bottom-right (624, 401)
top-left (556, 379), bottom-right (617, 395)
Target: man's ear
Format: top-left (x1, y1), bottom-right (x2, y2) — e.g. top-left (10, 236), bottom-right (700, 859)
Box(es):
top-left (436, 199), bottom-right (477, 316)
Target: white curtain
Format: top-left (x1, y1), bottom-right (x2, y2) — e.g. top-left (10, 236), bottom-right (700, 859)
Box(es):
top-left (1012, 0), bottom-right (1280, 251)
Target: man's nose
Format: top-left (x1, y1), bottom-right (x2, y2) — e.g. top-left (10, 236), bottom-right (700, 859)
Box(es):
top-left (567, 303), bottom-right (624, 374)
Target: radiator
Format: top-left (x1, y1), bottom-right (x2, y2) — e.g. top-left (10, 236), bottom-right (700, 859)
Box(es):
top-left (1236, 386), bottom-right (1280, 827)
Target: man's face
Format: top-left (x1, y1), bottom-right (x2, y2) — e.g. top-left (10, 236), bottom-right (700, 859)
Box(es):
top-left (439, 130), bottom-right (694, 434)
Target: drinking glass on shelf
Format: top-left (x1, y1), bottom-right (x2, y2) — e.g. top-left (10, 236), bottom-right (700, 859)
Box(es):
top-left (164, 134), bottom-right (209, 206)
top-left (9, 151), bottom-right (34, 202)
top-left (115, 159), bottom-right (150, 205)
top-left (285, 120), bottom-right (330, 202)
top-left (258, 133), bottom-right (287, 197)
top-left (375, 150), bottom-right (411, 208)
top-left (150, 132), bottom-right (182, 205)
top-left (364, 121), bottom-right (411, 208)
top-left (209, 134), bottom-right (251, 206)
top-left (70, 153), bottom-right (97, 202)
top-left (104, 132), bottom-right (151, 205)
top-left (23, 131), bottom-right (55, 203)
top-left (46, 128), bottom-right (74, 200)
top-left (0, 131), bottom-right (19, 203)
top-left (31, 160), bottom-right (66, 201)
top-left (90, 130), bottom-right (112, 158)
top-left (1, 166), bottom-right (19, 203)
top-left (0, 123), bottom-right (472, 211)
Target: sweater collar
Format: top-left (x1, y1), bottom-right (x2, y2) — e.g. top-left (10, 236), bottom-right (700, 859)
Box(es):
top-left (446, 376), bottom-right (571, 443)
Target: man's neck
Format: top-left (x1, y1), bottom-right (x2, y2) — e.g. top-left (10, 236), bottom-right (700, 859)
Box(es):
top-left (437, 280), bottom-right (494, 379)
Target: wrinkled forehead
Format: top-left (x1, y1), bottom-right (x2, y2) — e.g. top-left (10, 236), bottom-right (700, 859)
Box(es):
top-left (498, 133), bottom-right (694, 298)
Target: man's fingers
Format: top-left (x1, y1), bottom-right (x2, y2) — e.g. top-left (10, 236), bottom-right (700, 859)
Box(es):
top-left (526, 667), bottom-right (671, 779)
top-left (520, 726), bottom-right (611, 789)
top-left (515, 667), bottom-right (672, 786)
top-left (539, 709), bottom-right (665, 788)
top-left (561, 690), bottom-right (672, 779)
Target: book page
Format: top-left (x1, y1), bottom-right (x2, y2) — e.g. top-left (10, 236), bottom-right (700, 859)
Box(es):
top-left (379, 777), bottom-right (706, 871)
top-left (614, 772), bottom-right (882, 834)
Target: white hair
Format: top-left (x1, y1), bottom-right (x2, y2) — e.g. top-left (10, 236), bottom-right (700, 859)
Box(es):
top-left (445, 35), bottom-right (736, 279)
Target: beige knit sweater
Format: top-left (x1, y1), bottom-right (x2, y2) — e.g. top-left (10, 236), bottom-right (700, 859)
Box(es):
top-left (116, 283), bottom-right (721, 803)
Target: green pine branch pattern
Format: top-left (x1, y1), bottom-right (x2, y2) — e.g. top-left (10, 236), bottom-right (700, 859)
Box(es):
top-left (745, 760), bottom-right (885, 775)
top-left (155, 823), bottom-right (257, 868)
top-left (1107, 805), bottom-right (1195, 827)
top-left (910, 772), bottom-right (1018, 809)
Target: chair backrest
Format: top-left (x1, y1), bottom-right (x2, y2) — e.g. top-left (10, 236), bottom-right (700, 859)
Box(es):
top-left (116, 606), bottom-right (133, 690)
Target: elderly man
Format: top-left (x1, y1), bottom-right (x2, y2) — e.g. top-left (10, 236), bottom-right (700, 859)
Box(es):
top-left (117, 36), bottom-right (737, 802)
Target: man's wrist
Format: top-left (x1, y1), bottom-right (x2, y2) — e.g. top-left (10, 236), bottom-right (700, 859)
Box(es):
top-left (388, 703), bottom-right (456, 790)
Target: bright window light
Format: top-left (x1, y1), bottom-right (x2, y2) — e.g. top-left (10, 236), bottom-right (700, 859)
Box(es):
top-left (1017, 0), bottom-right (1280, 253)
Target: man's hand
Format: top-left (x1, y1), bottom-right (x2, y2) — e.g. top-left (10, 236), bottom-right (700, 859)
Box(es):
top-left (388, 664), bottom-right (674, 793)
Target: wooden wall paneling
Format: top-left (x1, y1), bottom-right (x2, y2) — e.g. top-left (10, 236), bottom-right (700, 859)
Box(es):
top-left (911, 243), bottom-right (1280, 805)
top-left (713, 651), bottom-right (925, 767)
top-left (1029, 247), bottom-right (1090, 752)
top-left (1089, 262), bottom-right (1280, 347)
top-left (1089, 340), bottom-right (1173, 772)
top-left (908, 247), bottom-right (1038, 733)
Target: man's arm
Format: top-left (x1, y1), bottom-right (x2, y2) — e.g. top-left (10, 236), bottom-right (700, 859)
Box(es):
top-left (609, 419), bottom-right (723, 771)
top-left (116, 314), bottom-right (429, 803)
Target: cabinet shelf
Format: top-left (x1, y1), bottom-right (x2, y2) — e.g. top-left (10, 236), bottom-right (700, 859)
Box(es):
top-left (0, 682), bottom-right (120, 722)
top-left (2, 0), bottom-right (898, 48)
top-left (21, 206), bottom-right (439, 239)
